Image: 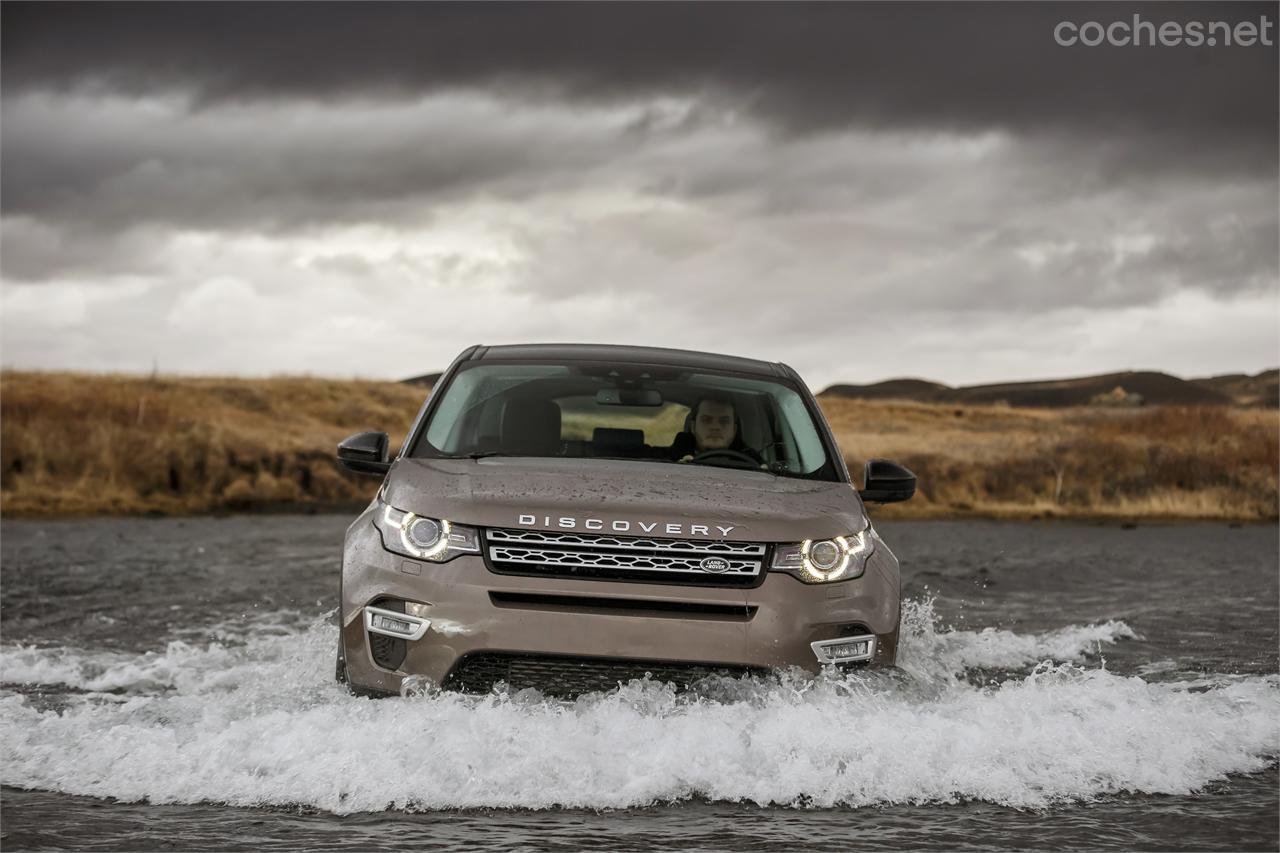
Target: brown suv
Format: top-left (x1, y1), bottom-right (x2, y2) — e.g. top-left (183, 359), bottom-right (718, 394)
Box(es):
top-left (335, 344), bottom-right (915, 696)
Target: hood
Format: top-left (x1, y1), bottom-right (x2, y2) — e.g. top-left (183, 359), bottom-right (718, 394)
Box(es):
top-left (381, 456), bottom-right (866, 543)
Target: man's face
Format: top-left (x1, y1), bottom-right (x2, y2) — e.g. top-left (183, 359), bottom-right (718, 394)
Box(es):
top-left (693, 399), bottom-right (735, 450)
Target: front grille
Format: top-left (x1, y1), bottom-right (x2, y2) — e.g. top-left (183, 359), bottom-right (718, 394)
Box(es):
top-left (443, 652), bottom-right (767, 697)
top-left (484, 527), bottom-right (767, 587)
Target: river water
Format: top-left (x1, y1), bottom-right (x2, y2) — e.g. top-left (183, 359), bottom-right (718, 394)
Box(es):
top-left (1, 516), bottom-right (1276, 851)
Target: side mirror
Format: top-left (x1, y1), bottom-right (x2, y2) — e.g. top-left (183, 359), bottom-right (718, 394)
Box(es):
top-left (337, 431), bottom-right (391, 476)
top-left (859, 459), bottom-right (916, 504)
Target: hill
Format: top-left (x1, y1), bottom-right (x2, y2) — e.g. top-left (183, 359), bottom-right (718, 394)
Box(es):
top-left (821, 370), bottom-right (1248, 407)
top-left (821, 379), bottom-right (950, 401)
top-left (1190, 369), bottom-right (1280, 408)
top-left (953, 371), bottom-right (1232, 407)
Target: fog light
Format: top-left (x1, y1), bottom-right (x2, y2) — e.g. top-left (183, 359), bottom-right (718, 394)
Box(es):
top-left (811, 634), bottom-right (876, 665)
top-left (372, 614), bottom-right (412, 633)
top-left (364, 605), bottom-right (430, 641)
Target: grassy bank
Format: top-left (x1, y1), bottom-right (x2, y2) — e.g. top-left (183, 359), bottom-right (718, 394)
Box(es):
top-left (821, 397), bottom-right (1277, 521)
top-left (0, 372), bottom-right (423, 517)
top-left (1, 371), bottom-right (1276, 520)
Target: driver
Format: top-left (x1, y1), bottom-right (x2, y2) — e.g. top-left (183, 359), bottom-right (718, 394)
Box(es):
top-left (678, 396), bottom-right (764, 465)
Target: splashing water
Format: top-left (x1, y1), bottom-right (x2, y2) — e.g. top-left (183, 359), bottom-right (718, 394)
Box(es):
top-left (1, 599), bottom-right (1275, 814)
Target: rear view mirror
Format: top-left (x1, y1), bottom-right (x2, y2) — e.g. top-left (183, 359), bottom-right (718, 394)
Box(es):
top-left (596, 388), bottom-right (663, 407)
top-left (859, 459), bottom-right (916, 504)
top-left (337, 431), bottom-right (391, 475)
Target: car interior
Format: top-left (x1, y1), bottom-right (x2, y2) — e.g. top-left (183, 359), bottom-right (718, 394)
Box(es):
top-left (433, 375), bottom-right (793, 469)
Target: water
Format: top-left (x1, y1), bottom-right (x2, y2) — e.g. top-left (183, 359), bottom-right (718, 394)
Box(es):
top-left (1, 517), bottom-right (1276, 850)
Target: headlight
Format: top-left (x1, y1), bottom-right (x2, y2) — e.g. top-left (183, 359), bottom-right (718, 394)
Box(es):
top-left (770, 524), bottom-right (876, 583)
top-left (374, 498), bottom-right (480, 562)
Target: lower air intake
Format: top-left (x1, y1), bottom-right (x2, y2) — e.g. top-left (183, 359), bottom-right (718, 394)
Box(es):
top-left (369, 632), bottom-right (406, 671)
top-left (444, 652), bottom-right (766, 697)
top-left (367, 599), bottom-right (407, 670)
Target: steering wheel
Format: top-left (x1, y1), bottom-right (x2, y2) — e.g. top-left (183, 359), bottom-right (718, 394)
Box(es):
top-left (690, 448), bottom-right (760, 466)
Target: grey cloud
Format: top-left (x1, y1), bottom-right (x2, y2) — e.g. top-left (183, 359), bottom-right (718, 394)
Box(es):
top-left (503, 124), bottom-right (1277, 316)
top-left (1, 94), bottom-right (626, 230)
top-left (3, 2), bottom-right (1275, 145)
top-left (4, 90), bottom-right (1274, 320)
top-left (0, 2), bottom-right (1275, 383)
top-left (2, 3), bottom-right (1274, 283)
top-left (0, 92), bottom-right (684, 279)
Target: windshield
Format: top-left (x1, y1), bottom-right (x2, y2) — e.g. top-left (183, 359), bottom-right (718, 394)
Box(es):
top-left (412, 360), bottom-right (837, 479)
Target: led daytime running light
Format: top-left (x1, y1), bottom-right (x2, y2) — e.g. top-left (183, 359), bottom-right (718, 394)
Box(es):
top-left (384, 505), bottom-right (451, 559)
top-left (800, 535), bottom-right (851, 581)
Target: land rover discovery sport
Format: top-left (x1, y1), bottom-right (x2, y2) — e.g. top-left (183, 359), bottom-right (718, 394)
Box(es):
top-left (336, 344), bottom-right (915, 696)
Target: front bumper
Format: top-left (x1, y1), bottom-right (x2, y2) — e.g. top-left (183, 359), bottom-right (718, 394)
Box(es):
top-left (340, 516), bottom-right (900, 695)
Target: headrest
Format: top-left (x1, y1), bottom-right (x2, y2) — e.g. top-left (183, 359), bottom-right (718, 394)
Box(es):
top-left (501, 398), bottom-right (562, 456)
top-left (592, 427), bottom-right (644, 454)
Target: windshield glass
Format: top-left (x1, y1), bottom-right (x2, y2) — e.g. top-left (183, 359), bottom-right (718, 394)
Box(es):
top-left (414, 360), bottom-right (837, 479)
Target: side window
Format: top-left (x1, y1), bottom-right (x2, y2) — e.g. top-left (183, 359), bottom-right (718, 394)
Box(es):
top-left (423, 365), bottom-right (570, 454)
top-left (777, 392), bottom-right (825, 472)
top-left (424, 370), bottom-right (479, 452)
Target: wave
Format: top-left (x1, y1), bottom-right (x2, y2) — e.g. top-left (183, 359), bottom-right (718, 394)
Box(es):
top-left (1, 601), bottom-right (1275, 813)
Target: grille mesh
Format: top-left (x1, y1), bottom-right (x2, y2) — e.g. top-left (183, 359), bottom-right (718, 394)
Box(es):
top-left (484, 527), bottom-right (766, 586)
top-left (487, 528), bottom-right (765, 554)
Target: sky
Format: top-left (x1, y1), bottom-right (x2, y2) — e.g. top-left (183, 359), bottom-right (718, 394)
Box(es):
top-left (1, 2), bottom-right (1277, 389)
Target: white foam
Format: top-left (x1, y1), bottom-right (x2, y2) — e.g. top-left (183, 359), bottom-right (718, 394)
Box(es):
top-left (0, 609), bottom-right (326, 694)
top-left (895, 598), bottom-right (1140, 681)
top-left (1, 601), bottom-right (1275, 813)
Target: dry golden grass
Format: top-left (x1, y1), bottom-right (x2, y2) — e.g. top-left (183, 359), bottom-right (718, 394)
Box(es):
top-left (1, 371), bottom-right (424, 517)
top-left (820, 396), bottom-right (1279, 520)
top-left (1, 372), bottom-right (1275, 520)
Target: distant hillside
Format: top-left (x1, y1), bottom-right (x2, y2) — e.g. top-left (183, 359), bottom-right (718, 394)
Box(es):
top-left (822, 379), bottom-right (950, 401)
top-left (955, 372), bottom-right (1231, 407)
top-left (1190, 369), bottom-right (1279, 408)
top-left (821, 370), bottom-right (1257, 408)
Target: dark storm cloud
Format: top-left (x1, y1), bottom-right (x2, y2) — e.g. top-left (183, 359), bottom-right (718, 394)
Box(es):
top-left (0, 92), bottom-right (717, 279)
top-left (1, 1), bottom-right (1276, 383)
top-left (2, 1), bottom-right (1274, 268)
top-left (0, 94), bottom-right (611, 233)
top-left (3, 2), bottom-right (1276, 143)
